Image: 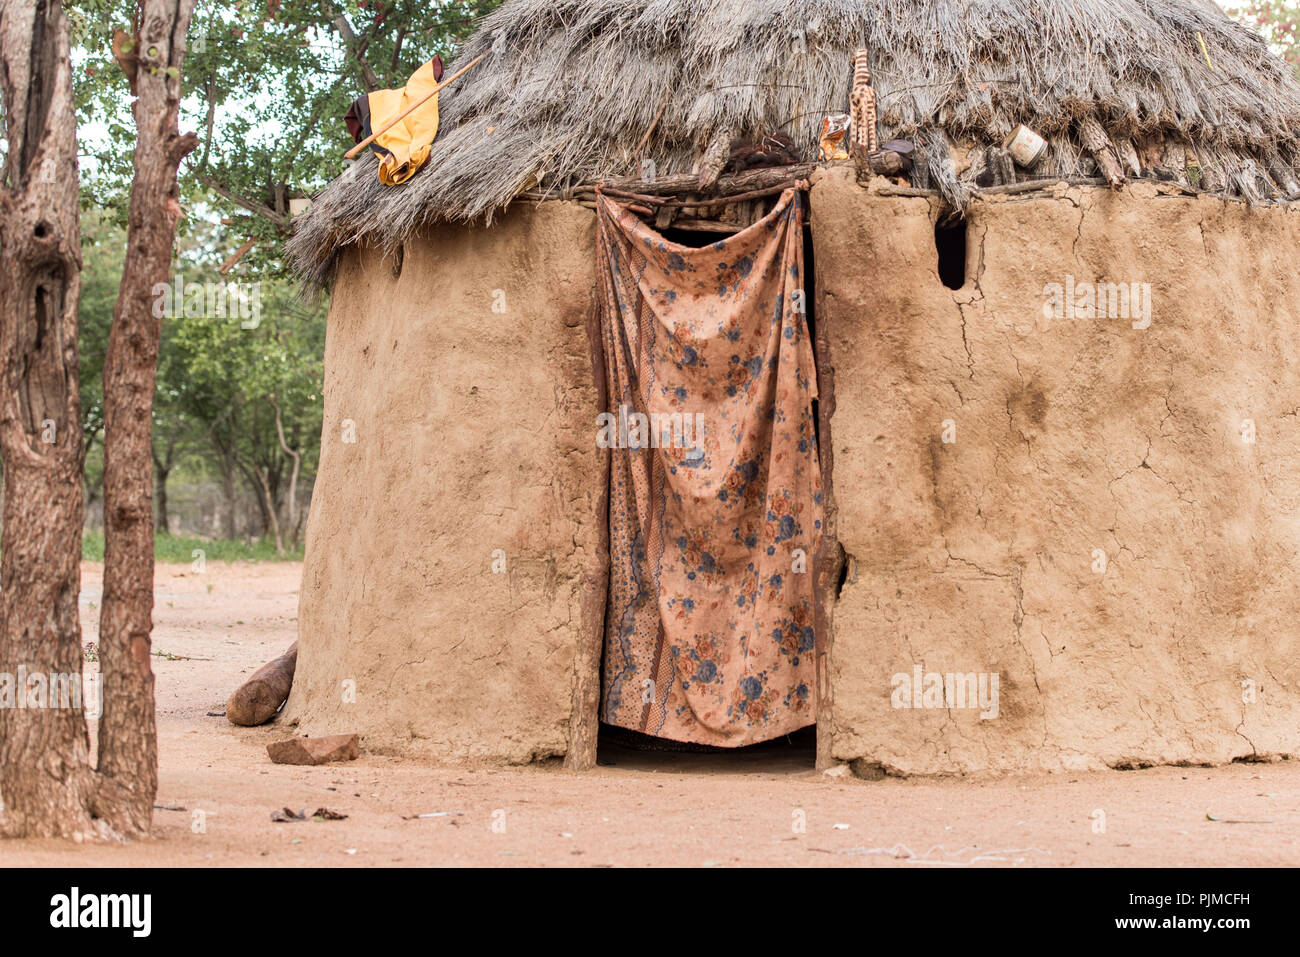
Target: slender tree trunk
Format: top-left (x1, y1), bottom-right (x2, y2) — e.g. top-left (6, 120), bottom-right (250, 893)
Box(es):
top-left (152, 433), bottom-right (176, 534)
top-left (253, 466), bottom-right (285, 557)
top-left (84, 470), bottom-right (106, 517)
top-left (271, 398), bottom-right (302, 548)
top-left (216, 442), bottom-right (238, 539)
top-left (96, 0), bottom-right (198, 837)
top-left (238, 459), bottom-right (271, 539)
top-left (0, 0), bottom-right (103, 839)
top-left (153, 463), bottom-right (170, 533)
top-left (83, 431), bottom-right (103, 516)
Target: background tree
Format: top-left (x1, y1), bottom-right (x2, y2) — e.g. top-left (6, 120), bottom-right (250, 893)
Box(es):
top-left (1228, 2), bottom-right (1300, 76)
top-left (79, 212), bottom-right (123, 512)
top-left (96, 0), bottom-right (201, 837)
top-left (0, 0), bottom-right (103, 839)
top-left (64, 0), bottom-right (500, 549)
top-left (73, 0), bottom-right (503, 274)
top-left (165, 280), bottom-right (324, 550)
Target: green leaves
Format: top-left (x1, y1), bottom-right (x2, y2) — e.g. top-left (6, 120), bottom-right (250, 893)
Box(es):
top-left (71, 1), bottom-right (503, 274)
top-left (64, 1), bottom-right (502, 542)
top-left (1228, 2), bottom-right (1300, 78)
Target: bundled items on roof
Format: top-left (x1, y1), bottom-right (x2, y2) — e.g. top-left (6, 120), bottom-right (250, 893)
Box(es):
top-left (818, 115), bottom-right (851, 161)
top-left (723, 133), bottom-right (802, 174)
top-left (1004, 124), bottom-right (1049, 170)
top-left (849, 139), bottom-right (913, 180)
top-left (849, 48), bottom-right (878, 158)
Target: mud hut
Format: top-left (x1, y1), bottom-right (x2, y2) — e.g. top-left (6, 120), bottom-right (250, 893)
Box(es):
top-left (285, 0), bottom-right (1300, 774)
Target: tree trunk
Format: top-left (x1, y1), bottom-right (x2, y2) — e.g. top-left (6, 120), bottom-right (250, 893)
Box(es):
top-left (84, 468), bottom-right (106, 516)
top-left (0, 0), bottom-right (103, 839)
top-left (96, 0), bottom-right (199, 838)
top-left (153, 462), bottom-right (170, 533)
top-left (152, 433), bottom-right (176, 534)
top-left (271, 398), bottom-right (302, 548)
top-left (254, 465), bottom-right (285, 557)
top-left (238, 459), bottom-right (269, 538)
top-left (215, 439), bottom-right (238, 539)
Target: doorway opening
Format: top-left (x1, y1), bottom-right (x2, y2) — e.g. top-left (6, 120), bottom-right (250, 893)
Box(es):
top-left (591, 193), bottom-right (823, 771)
top-left (660, 225), bottom-right (741, 248)
top-left (597, 722), bottom-right (817, 769)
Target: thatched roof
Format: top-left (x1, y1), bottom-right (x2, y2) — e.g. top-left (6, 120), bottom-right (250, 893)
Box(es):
top-left (290, 0), bottom-right (1300, 287)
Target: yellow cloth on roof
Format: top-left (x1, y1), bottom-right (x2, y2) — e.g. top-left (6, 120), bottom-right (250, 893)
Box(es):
top-left (369, 59), bottom-right (441, 186)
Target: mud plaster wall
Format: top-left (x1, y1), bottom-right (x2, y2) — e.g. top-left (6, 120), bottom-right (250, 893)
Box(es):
top-left (284, 201), bottom-right (606, 764)
top-left (812, 166), bottom-right (1300, 774)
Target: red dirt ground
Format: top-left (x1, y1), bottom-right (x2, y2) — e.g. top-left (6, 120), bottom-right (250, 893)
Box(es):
top-left (4, 561), bottom-right (1298, 867)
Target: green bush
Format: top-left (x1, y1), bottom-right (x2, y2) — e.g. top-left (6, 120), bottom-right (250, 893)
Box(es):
top-left (81, 531), bottom-right (304, 564)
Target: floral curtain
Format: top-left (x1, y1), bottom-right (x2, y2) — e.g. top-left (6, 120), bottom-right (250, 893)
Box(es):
top-left (596, 189), bottom-right (823, 747)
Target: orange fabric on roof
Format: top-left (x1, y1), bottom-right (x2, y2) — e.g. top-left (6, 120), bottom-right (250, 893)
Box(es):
top-left (366, 58), bottom-right (442, 186)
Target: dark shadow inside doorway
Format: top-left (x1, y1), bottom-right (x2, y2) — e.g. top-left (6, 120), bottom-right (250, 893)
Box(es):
top-left (597, 723), bottom-right (818, 775)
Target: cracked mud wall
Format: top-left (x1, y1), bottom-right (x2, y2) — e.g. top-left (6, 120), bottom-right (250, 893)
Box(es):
top-left (812, 166), bottom-right (1300, 774)
top-left (284, 201), bottom-right (606, 764)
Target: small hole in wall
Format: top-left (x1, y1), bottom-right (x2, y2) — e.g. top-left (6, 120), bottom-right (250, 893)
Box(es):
top-left (389, 244), bottom-right (405, 280)
top-left (836, 552), bottom-right (853, 599)
top-left (935, 220), bottom-right (968, 290)
top-left (34, 221), bottom-right (50, 239)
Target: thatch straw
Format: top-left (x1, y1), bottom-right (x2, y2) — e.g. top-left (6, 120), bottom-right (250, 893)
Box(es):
top-left (290, 0), bottom-right (1300, 288)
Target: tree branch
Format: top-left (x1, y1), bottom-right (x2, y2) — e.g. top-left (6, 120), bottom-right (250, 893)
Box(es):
top-left (170, 131), bottom-right (200, 166)
top-left (389, 25), bottom-right (407, 82)
top-left (274, 81), bottom-right (344, 184)
top-left (199, 76), bottom-right (216, 171)
top-left (332, 11), bottom-right (380, 91)
top-left (270, 396), bottom-right (303, 543)
top-left (195, 173), bottom-right (290, 233)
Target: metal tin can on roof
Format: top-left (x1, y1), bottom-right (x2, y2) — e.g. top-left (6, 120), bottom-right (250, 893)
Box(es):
top-left (1003, 124), bottom-right (1048, 168)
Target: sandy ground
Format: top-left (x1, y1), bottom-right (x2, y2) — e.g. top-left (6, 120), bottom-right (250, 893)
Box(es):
top-left (3, 560), bottom-right (1298, 867)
